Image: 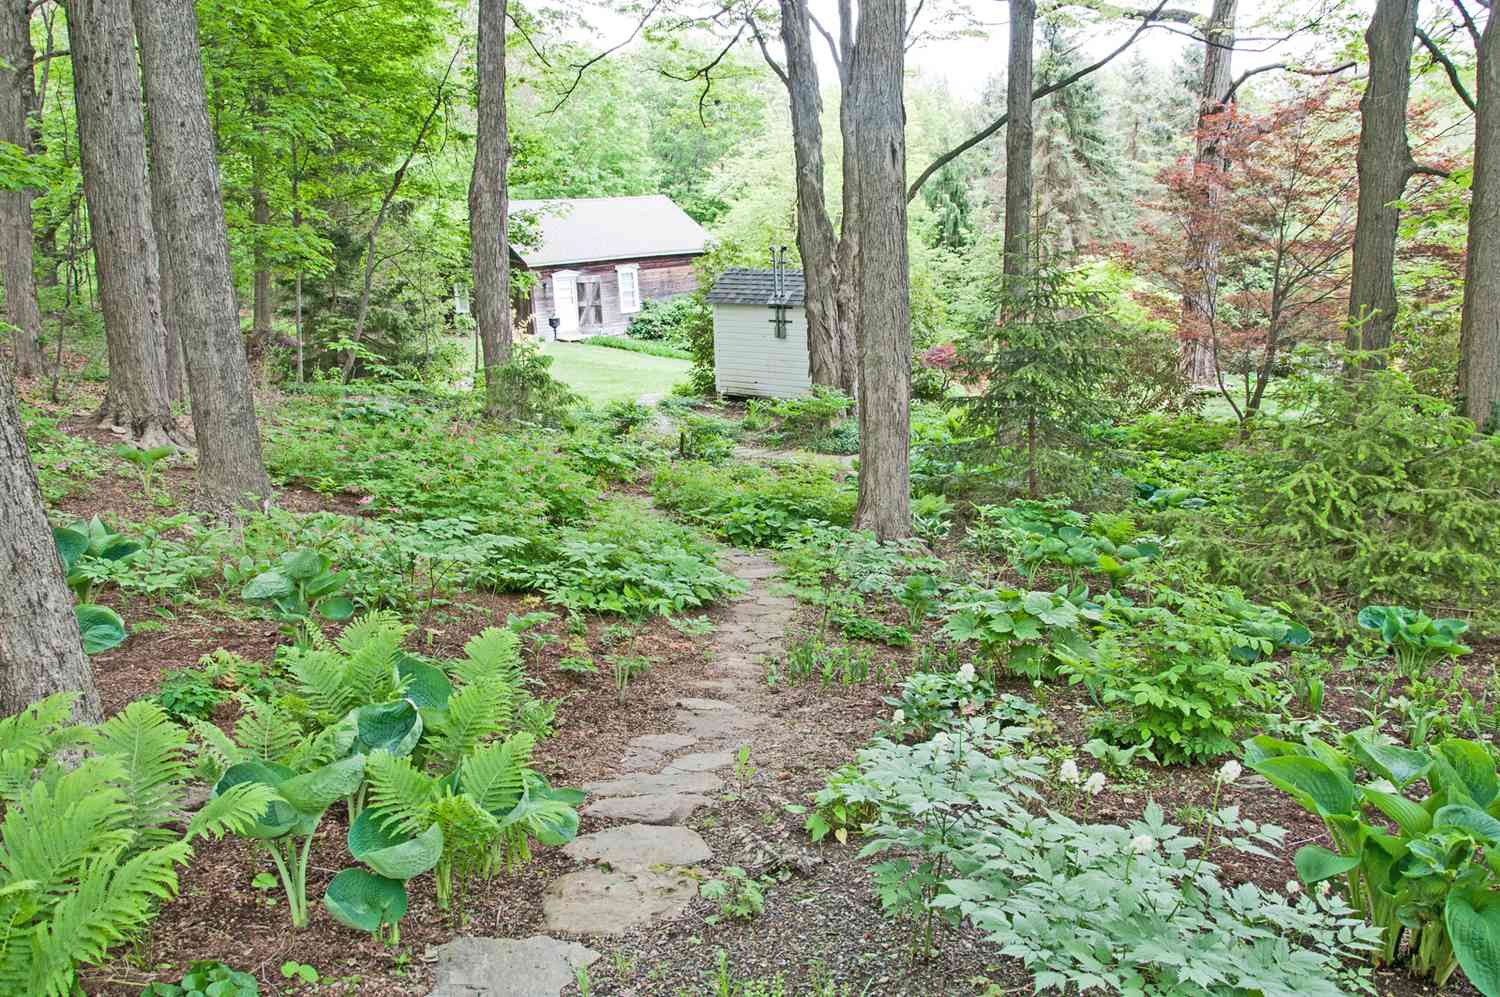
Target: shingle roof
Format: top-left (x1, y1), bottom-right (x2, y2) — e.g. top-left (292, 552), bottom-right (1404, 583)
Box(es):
top-left (509, 195), bottom-right (708, 268)
top-left (706, 268), bottom-right (806, 307)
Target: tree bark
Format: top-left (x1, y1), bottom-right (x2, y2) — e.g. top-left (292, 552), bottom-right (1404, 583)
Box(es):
top-left (1, 0), bottom-right (44, 377)
top-left (133, 0), bottom-right (273, 511)
top-left (1002, 0), bottom-right (1036, 282)
top-left (67, 0), bottom-right (183, 447)
top-left (0, 365), bottom-right (101, 722)
top-left (779, 0), bottom-right (845, 391)
top-left (252, 177), bottom-right (272, 349)
top-left (849, 0), bottom-right (911, 541)
top-left (1180, 0), bottom-right (1238, 386)
top-left (470, 0), bottom-right (513, 418)
top-left (1460, 6), bottom-right (1498, 429)
top-left (1346, 0), bottom-right (1421, 357)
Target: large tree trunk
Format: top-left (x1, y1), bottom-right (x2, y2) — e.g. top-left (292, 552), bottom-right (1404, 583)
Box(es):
top-left (1180, 0), bottom-right (1238, 386)
top-left (133, 0), bottom-right (272, 511)
top-left (1460, 7), bottom-right (1498, 429)
top-left (1346, 0), bottom-right (1420, 357)
top-left (252, 177), bottom-right (272, 349)
top-left (849, 0), bottom-right (911, 541)
top-left (469, 0), bottom-right (513, 418)
top-left (1, 0), bottom-right (44, 377)
top-left (832, 0), bottom-right (859, 397)
top-left (0, 366), bottom-right (101, 722)
top-left (1002, 0), bottom-right (1036, 282)
top-left (67, 0), bottom-right (183, 447)
top-left (779, 0), bottom-right (845, 391)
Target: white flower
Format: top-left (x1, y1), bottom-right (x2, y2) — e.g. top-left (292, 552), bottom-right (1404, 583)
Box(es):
top-left (1285, 879), bottom-right (1301, 896)
top-left (1083, 772), bottom-right (1106, 797)
top-left (891, 709), bottom-right (906, 726)
top-left (1217, 760), bottom-right (1243, 785)
top-left (1059, 759), bottom-right (1081, 785)
top-left (955, 663), bottom-right (977, 685)
top-left (1130, 834), bottom-right (1155, 855)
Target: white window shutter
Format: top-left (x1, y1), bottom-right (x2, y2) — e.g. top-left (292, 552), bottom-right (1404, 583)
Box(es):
top-left (552, 271), bottom-right (579, 336)
top-left (616, 264), bottom-right (641, 315)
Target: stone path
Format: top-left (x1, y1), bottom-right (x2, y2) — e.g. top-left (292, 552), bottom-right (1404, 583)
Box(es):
top-left (427, 550), bottom-right (797, 995)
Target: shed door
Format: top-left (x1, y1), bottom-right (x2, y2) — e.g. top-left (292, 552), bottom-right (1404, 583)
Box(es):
top-left (551, 271), bottom-right (580, 338)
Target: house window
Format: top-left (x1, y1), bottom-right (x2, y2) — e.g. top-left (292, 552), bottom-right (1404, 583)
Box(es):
top-left (577, 277), bottom-right (603, 328)
top-left (616, 264), bottom-right (641, 314)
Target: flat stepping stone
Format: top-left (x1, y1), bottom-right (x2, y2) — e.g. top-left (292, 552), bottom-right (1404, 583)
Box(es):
top-left (664, 750), bottom-right (735, 773)
top-left (674, 696), bottom-right (735, 711)
top-left (629, 733), bottom-right (697, 752)
top-left (563, 823), bottom-right (712, 868)
top-left (584, 769), bottom-right (723, 797)
top-left (426, 935), bottom-right (598, 996)
top-left (618, 746), bottom-right (664, 772)
top-left (543, 868), bottom-right (697, 936)
top-left (583, 793), bottom-right (711, 825)
top-left (676, 707), bottom-right (761, 740)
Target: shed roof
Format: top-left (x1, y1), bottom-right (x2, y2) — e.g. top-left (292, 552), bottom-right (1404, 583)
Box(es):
top-left (509, 195), bottom-right (707, 268)
top-left (706, 268), bottom-right (806, 307)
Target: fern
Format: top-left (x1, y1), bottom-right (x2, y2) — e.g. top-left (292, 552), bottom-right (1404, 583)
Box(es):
top-left (0, 692), bottom-right (79, 759)
top-left (184, 782), bottom-right (282, 843)
top-left (93, 702), bottom-right (192, 849)
top-left (456, 627), bottom-right (524, 689)
top-left (459, 733), bottom-right (533, 816)
top-left (363, 750), bottom-right (438, 837)
top-left (427, 679), bottom-right (513, 767)
top-left (0, 760), bottom-right (135, 912)
top-left (230, 695), bottom-right (301, 763)
top-left (286, 612), bottom-right (409, 717)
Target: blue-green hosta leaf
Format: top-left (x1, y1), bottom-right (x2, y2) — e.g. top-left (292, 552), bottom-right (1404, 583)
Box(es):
top-left (323, 868), bottom-right (408, 933)
top-left (1249, 755), bottom-right (1358, 818)
top-left (278, 755), bottom-right (366, 814)
top-left (241, 569), bottom-right (295, 601)
top-left (1347, 732), bottom-right (1432, 788)
top-left (396, 656), bottom-right (452, 710)
top-left (1433, 740), bottom-right (1499, 808)
top-left (75, 604), bottom-right (127, 655)
top-left (317, 596), bottom-right (355, 621)
top-left (213, 761), bottom-right (299, 839)
top-left (1363, 787), bottom-right (1433, 837)
top-left (1435, 805), bottom-right (1500, 846)
top-left (1293, 844), bottom-right (1361, 884)
top-left (52, 526), bottom-right (89, 573)
top-left (1446, 889), bottom-right (1500, 997)
top-left (348, 810), bottom-right (443, 880)
top-left (342, 700), bottom-right (422, 758)
top-left (279, 549), bottom-right (326, 581)
top-left (1241, 735), bottom-right (1309, 767)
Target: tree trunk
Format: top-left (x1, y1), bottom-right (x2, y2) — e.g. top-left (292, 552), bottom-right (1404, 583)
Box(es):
top-left (0, 366), bottom-right (101, 722)
top-left (779, 0), bottom-right (845, 391)
top-left (1346, 0), bottom-right (1420, 357)
top-left (1180, 0), bottom-right (1238, 386)
top-left (470, 0), bottom-right (513, 418)
top-left (1, 0), bottom-right (44, 377)
top-left (133, 0), bottom-right (272, 511)
top-left (849, 0), bottom-right (911, 541)
top-left (1460, 8), bottom-right (1498, 430)
top-left (252, 178), bottom-right (272, 349)
top-left (67, 0), bottom-right (183, 447)
top-left (1002, 0), bottom-right (1036, 282)
top-left (832, 0), bottom-right (859, 397)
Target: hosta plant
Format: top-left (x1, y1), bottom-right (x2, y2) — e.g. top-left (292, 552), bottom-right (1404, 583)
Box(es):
top-left (52, 517), bottom-right (137, 654)
top-left (941, 585), bottom-right (1099, 679)
top-left (324, 809), bottom-right (443, 943)
top-left (1245, 728), bottom-right (1500, 991)
top-left (1357, 605), bottom-right (1471, 680)
top-left (241, 548), bottom-right (356, 647)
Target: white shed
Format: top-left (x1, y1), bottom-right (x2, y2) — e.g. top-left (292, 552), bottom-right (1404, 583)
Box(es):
top-left (707, 268), bottom-right (811, 399)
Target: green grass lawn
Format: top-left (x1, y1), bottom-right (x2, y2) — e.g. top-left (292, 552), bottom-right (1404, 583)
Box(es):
top-left (539, 340), bottom-right (690, 404)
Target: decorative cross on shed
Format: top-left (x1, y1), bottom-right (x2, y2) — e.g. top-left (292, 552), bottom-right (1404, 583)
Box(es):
top-left (706, 264), bottom-right (811, 399)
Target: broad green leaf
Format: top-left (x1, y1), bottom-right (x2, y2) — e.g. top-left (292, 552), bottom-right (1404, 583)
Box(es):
top-left (1446, 889), bottom-right (1500, 997)
top-left (348, 810), bottom-right (443, 880)
top-left (75, 604), bottom-right (127, 655)
top-left (1293, 844), bottom-right (1361, 884)
top-left (1435, 805), bottom-right (1500, 845)
top-left (278, 755), bottom-right (366, 814)
top-left (1250, 755), bottom-right (1357, 817)
top-left (396, 656), bottom-right (452, 710)
top-left (242, 569), bottom-right (295, 601)
top-left (323, 868), bottom-right (408, 933)
top-left (345, 700), bottom-right (422, 757)
top-left (280, 549), bottom-right (326, 580)
top-left (1348, 733), bottom-right (1432, 788)
top-left (318, 595), bottom-right (355, 621)
top-left (1434, 740), bottom-right (1499, 808)
top-left (52, 527), bottom-right (89, 573)
top-left (213, 761), bottom-right (299, 838)
top-left (1363, 788), bottom-right (1433, 837)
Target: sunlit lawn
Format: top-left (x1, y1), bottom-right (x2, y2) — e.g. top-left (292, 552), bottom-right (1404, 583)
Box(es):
top-left (537, 340), bottom-right (690, 404)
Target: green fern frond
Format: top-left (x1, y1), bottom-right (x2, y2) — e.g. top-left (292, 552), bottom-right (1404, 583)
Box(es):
top-left (285, 647), bottom-right (356, 716)
top-left (231, 696), bottom-right (301, 764)
top-left (93, 702), bottom-right (191, 849)
top-left (427, 680), bottom-right (513, 767)
top-left (344, 633), bottom-right (405, 708)
top-left (282, 724), bottom-right (342, 771)
top-left (336, 610), bottom-right (409, 657)
top-left (0, 758), bottom-right (135, 910)
top-left (457, 628), bottom-right (523, 688)
top-left (0, 692), bottom-right (78, 762)
top-left (460, 733), bottom-right (534, 816)
top-left (363, 750), bottom-right (437, 837)
top-left (189, 719), bottom-right (245, 781)
top-left (428, 787), bottom-right (501, 871)
top-left (185, 782), bottom-right (282, 843)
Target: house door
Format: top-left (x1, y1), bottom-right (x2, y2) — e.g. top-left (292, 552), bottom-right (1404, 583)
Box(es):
top-left (577, 278), bottom-right (604, 332)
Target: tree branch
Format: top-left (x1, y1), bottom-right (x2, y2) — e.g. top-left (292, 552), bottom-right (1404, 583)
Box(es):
top-left (747, 14), bottom-right (789, 88)
top-left (1220, 60), bottom-right (1355, 104)
top-left (1414, 26), bottom-right (1477, 110)
top-left (548, 0), bottom-right (667, 112)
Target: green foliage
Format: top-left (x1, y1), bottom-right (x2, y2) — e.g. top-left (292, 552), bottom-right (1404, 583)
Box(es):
top-left (700, 866), bottom-right (768, 923)
top-left (1246, 728), bottom-right (1500, 987)
top-left (52, 516), bottom-right (142, 603)
top-left (941, 585), bottom-right (1100, 680)
top-left (802, 764), bottom-right (880, 845)
top-left (624, 295), bottom-right (707, 351)
top-left (581, 334), bottom-right (692, 360)
top-left (114, 444), bottom-right (175, 497)
top-left (965, 500), bottom-right (1161, 587)
top-left (833, 611), bottom-right (911, 647)
top-left (240, 548), bottom-right (355, 647)
top-left (883, 666), bottom-right (1043, 742)
top-left (23, 406), bottom-right (109, 502)
top-left (608, 654), bottom-right (651, 703)
top-left (140, 961), bottom-right (259, 997)
top-left (1357, 605), bottom-right (1471, 680)
top-left (480, 341), bottom-right (579, 426)
top-left (653, 460), bottom-right (856, 548)
top-left (764, 638), bottom-right (885, 688)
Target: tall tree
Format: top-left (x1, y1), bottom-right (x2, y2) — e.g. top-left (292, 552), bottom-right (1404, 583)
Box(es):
top-left (1346, 0), bottom-right (1421, 357)
top-left (1460, 2), bottom-right (1497, 428)
top-left (1, 0), bottom-right (44, 376)
top-left (777, 0), bottom-right (847, 391)
top-left (470, 0), bottom-right (512, 419)
top-left (850, 0), bottom-right (911, 540)
top-left (133, 0), bottom-right (272, 510)
top-left (0, 366), bottom-right (101, 722)
top-left (1180, 0), bottom-right (1238, 385)
top-left (67, 0), bottom-right (182, 447)
top-left (1003, 0), bottom-right (1037, 282)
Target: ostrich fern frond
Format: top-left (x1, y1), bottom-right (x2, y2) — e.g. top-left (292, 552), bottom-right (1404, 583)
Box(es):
top-left (93, 701), bottom-right (192, 850)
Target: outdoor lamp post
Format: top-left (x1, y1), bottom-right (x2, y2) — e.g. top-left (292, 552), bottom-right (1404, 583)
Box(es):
top-left (548, 316), bottom-right (560, 341)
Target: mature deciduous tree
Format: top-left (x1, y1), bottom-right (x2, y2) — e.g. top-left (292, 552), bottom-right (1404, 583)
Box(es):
top-left (1003, 0), bottom-right (1036, 282)
top-left (470, 0), bottom-right (513, 419)
top-left (0, 365), bottom-right (101, 722)
top-left (133, 0), bottom-right (273, 510)
top-left (849, 0), bottom-right (911, 539)
top-left (1, 0), bottom-right (44, 377)
top-left (1346, 0), bottom-right (1422, 357)
top-left (67, 0), bottom-right (182, 447)
top-left (1460, 1), bottom-right (1497, 428)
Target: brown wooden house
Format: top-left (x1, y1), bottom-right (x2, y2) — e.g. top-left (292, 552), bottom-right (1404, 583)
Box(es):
top-left (510, 195), bottom-right (708, 340)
